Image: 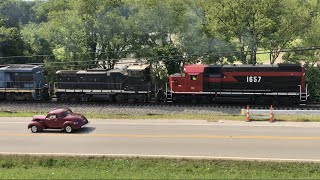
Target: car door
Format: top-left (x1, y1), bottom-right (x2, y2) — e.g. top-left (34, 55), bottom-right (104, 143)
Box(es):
top-left (44, 114), bottom-right (59, 128)
top-left (55, 113), bottom-right (66, 128)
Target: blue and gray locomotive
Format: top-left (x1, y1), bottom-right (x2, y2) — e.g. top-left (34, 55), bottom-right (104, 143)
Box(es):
top-left (0, 64), bottom-right (50, 100)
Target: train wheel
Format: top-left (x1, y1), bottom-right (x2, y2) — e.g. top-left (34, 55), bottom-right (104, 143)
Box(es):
top-left (128, 95), bottom-right (136, 103)
top-left (6, 93), bottom-right (14, 101)
top-left (0, 93), bottom-right (5, 100)
top-left (58, 94), bottom-right (67, 102)
top-left (69, 95), bottom-right (79, 102)
top-left (26, 93), bottom-right (33, 101)
top-left (191, 96), bottom-right (197, 104)
top-left (80, 94), bottom-right (89, 102)
top-left (115, 94), bottom-right (125, 103)
top-left (272, 98), bottom-right (279, 106)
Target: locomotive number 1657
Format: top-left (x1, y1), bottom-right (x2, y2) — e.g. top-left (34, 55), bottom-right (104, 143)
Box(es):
top-left (246, 76), bottom-right (261, 83)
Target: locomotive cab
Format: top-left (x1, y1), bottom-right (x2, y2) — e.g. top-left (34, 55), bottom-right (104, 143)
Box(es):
top-left (169, 64), bottom-right (205, 93)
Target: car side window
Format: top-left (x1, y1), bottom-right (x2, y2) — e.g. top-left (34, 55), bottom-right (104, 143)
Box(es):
top-left (48, 114), bottom-right (57, 119)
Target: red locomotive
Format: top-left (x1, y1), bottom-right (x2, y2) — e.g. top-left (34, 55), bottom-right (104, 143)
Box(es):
top-left (167, 64), bottom-right (308, 105)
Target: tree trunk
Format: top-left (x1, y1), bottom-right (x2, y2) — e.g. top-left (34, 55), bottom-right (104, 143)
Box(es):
top-left (270, 48), bottom-right (281, 64)
top-left (239, 35), bottom-right (246, 64)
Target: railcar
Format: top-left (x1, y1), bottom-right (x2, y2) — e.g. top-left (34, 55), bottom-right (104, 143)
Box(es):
top-left (0, 64), bottom-right (50, 101)
top-left (167, 64), bottom-right (308, 105)
top-left (54, 64), bottom-right (158, 102)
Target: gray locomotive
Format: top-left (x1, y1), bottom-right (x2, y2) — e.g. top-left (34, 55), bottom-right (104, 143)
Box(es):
top-left (54, 64), bottom-right (158, 102)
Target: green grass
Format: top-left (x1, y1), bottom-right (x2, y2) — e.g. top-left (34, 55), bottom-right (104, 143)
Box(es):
top-left (0, 155), bottom-right (320, 179)
top-left (1, 111), bottom-right (320, 122)
top-left (256, 52), bottom-right (271, 64)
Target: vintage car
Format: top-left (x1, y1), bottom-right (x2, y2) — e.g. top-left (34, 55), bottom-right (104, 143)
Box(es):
top-left (28, 108), bottom-right (89, 133)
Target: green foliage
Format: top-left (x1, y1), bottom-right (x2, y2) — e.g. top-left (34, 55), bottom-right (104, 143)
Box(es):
top-left (150, 63), bottom-right (168, 90)
top-left (2, 0), bottom-right (320, 89)
top-left (198, 0), bottom-right (314, 64)
top-left (306, 66), bottom-right (320, 101)
top-left (0, 0), bottom-right (41, 63)
top-left (152, 45), bottom-right (183, 75)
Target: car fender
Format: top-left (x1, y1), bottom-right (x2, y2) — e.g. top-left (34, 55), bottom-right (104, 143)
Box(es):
top-left (62, 121), bottom-right (74, 129)
top-left (28, 122), bottom-right (44, 131)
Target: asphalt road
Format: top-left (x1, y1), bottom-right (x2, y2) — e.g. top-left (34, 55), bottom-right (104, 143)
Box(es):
top-left (1, 117), bottom-right (320, 162)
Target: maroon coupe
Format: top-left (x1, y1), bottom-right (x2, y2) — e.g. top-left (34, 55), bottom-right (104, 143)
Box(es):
top-left (28, 108), bottom-right (89, 133)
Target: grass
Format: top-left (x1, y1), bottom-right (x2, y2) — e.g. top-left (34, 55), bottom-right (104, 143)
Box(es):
top-left (1, 111), bottom-right (320, 122)
top-left (0, 155), bottom-right (320, 179)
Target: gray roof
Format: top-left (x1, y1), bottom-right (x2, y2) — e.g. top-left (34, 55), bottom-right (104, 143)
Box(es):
top-left (0, 64), bottom-right (44, 72)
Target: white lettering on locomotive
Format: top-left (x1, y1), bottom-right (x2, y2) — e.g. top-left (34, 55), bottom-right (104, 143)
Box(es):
top-left (246, 76), bottom-right (261, 83)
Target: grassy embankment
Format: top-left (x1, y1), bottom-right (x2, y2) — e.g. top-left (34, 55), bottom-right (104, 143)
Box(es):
top-left (1, 155), bottom-right (320, 179)
top-left (0, 111), bottom-right (319, 122)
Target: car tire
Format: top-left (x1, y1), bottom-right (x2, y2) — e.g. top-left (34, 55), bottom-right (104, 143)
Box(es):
top-left (64, 125), bottom-right (73, 133)
top-left (30, 125), bottom-right (38, 133)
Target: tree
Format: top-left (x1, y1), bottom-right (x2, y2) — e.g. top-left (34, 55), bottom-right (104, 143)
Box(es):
top-left (0, 0), bottom-right (39, 63)
top-left (0, 20), bottom-right (25, 63)
top-left (261, 0), bottom-right (315, 64)
top-left (198, 0), bottom-right (313, 64)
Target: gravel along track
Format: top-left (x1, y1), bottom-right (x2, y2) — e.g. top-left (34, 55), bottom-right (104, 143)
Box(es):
top-left (0, 102), bottom-right (242, 115)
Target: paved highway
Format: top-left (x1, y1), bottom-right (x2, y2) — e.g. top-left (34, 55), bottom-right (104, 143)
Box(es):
top-left (1, 117), bottom-right (320, 162)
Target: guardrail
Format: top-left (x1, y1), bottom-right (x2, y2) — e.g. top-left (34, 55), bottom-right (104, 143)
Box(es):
top-left (244, 105), bottom-right (274, 123)
top-left (242, 105), bottom-right (320, 123)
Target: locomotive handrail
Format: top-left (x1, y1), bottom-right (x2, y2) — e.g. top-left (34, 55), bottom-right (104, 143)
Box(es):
top-left (53, 81), bottom-right (152, 92)
top-left (0, 80), bottom-right (36, 90)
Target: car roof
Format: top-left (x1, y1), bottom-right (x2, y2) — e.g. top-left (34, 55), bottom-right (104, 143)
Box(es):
top-left (48, 108), bottom-right (71, 114)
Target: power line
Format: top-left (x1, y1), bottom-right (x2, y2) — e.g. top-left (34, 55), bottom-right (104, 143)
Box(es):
top-left (1, 46), bottom-right (320, 63)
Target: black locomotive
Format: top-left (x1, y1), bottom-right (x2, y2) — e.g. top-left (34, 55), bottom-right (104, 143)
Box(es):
top-left (54, 64), bottom-right (158, 102)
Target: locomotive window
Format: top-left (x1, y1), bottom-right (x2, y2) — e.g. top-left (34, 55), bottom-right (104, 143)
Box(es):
top-left (129, 70), bottom-right (143, 77)
top-left (190, 75), bottom-right (198, 81)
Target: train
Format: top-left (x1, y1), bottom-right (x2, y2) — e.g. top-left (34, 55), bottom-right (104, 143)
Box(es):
top-left (0, 63), bottom-right (309, 105)
top-left (167, 64), bottom-right (308, 105)
top-left (0, 64), bottom-right (50, 101)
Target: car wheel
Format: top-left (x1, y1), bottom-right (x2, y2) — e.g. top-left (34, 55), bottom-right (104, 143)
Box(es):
top-left (30, 125), bottom-right (38, 133)
top-left (64, 125), bottom-right (73, 133)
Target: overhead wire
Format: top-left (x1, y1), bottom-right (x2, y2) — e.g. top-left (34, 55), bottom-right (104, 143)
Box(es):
top-left (0, 46), bottom-right (320, 67)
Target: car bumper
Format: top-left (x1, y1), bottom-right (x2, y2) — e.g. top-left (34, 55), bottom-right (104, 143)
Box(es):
top-left (72, 121), bottom-right (89, 129)
top-left (81, 123), bottom-right (89, 128)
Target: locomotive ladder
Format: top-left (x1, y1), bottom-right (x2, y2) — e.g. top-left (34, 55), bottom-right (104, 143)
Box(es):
top-left (34, 88), bottom-right (42, 100)
top-left (165, 83), bottom-right (173, 103)
top-left (299, 84), bottom-right (308, 105)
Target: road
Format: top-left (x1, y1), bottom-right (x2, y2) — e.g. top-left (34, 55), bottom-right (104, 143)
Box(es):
top-left (1, 117), bottom-right (320, 162)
